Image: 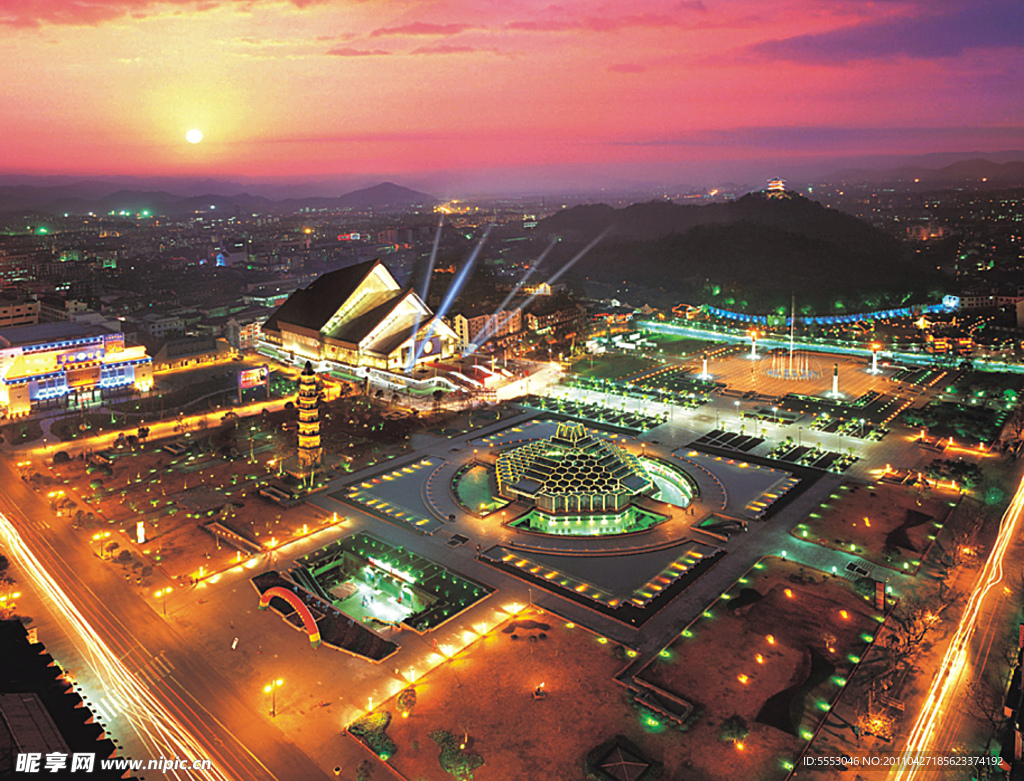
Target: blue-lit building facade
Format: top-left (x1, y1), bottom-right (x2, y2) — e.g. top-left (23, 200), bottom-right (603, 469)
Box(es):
top-left (0, 322), bottom-right (153, 417)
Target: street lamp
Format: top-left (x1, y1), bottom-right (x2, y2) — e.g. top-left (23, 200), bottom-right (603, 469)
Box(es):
top-left (772, 407), bottom-right (778, 426)
top-left (92, 531), bottom-right (110, 558)
top-left (155, 587), bottom-right (172, 616)
top-left (264, 678), bottom-right (284, 717)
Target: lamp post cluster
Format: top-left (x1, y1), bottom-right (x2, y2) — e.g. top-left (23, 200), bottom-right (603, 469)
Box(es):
top-left (155, 586), bottom-right (173, 616)
top-left (264, 678), bottom-right (284, 717)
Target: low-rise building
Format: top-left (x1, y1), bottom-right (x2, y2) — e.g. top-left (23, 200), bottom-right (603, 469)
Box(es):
top-left (0, 297), bottom-right (39, 329)
top-left (0, 322), bottom-right (152, 417)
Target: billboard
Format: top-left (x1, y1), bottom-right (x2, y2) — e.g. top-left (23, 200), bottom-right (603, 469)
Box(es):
top-left (104, 333), bottom-right (125, 354)
top-left (239, 365), bottom-right (269, 389)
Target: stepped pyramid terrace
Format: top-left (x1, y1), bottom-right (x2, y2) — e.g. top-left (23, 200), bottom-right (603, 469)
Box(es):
top-left (495, 421), bottom-right (692, 535)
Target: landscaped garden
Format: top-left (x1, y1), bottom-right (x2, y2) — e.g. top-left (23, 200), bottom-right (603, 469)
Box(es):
top-left (43, 417), bottom-right (333, 587)
top-left (900, 400), bottom-right (1009, 446)
top-left (635, 557), bottom-right (883, 780)
top-left (792, 482), bottom-right (957, 572)
top-left (347, 606), bottom-right (683, 780)
top-left (519, 395), bottom-right (667, 433)
top-left (569, 353), bottom-right (659, 381)
top-left (293, 532), bottom-right (493, 633)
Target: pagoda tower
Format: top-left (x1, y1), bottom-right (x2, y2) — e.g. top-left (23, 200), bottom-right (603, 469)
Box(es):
top-left (296, 361), bottom-right (322, 468)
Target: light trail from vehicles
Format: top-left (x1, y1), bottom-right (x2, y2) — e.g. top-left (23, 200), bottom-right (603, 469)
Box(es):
top-left (891, 473), bottom-right (1024, 781)
top-left (0, 511), bottom-right (234, 781)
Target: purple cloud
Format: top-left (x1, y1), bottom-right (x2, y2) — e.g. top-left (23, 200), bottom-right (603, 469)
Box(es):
top-left (753, 0), bottom-right (1024, 63)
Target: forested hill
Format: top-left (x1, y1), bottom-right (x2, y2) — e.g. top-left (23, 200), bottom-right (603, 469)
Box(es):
top-left (539, 192), bottom-right (946, 312)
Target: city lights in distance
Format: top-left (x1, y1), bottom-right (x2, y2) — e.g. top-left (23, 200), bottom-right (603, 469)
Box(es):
top-left (185, 129), bottom-right (204, 144)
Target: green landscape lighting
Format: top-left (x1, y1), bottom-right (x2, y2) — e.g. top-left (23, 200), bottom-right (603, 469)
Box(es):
top-left (703, 611), bottom-right (712, 618)
top-left (801, 730), bottom-right (814, 741)
top-left (849, 655), bottom-right (861, 663)
top-left (681, 629), bottom-right (693, 637)
top-left (658, 649), bottom-right (671, 658)
top-left (862, 634), bottom-right (874, 642)
top-left (833, 677), bottom-right (847, 686)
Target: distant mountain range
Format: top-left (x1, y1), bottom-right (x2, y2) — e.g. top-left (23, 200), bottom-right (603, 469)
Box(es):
top-left (825, 157), bottom-right (1024, 185)
top-left (540, 191), bottom-right (945, 312)
top-left (0, 181), bottom-right (435, 217)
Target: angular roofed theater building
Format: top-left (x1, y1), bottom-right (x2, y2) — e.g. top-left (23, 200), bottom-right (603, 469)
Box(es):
top-left (259, 259), bottom-right (458, 372)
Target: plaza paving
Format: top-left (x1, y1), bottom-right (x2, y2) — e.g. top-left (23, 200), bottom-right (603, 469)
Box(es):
top-left (143, 359), bottom-right (986, 777)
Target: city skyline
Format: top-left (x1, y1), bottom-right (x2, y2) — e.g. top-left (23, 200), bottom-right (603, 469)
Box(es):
top-left (2, 0), bottom-right (1022, 192)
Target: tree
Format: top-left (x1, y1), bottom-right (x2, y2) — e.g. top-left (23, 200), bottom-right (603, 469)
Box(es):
top-left (855, 705), bottom-right (896, 740)
top-left (879, 592), bottom-right (961, 683)
top-left (719, 714), bottom-right (749, 743)
top-left (1005, 405), bottom-right (1024, 441)
top-left (966, 678), bottom-right (1009, 755)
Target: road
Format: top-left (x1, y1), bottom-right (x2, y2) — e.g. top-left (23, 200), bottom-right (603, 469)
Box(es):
top-left (23, 395), bottom-right (294, 460)
top-left (890, 470), bottom-right (1024, 780)
top-left (0, 456), bottom-right (329, 781)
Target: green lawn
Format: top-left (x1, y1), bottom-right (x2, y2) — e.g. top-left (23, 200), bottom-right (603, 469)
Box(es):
top-left (649, 335), bottom-right (724, 356)
top-left (570, 354), bottom-right (658, 380)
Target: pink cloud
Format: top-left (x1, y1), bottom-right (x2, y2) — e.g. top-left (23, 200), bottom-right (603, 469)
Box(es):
top-left (327, 46), bottom-right (390, 57)
top-left (409, 44), bottom-right (476, 55)
top-left (506, 9), bottom-right (703, 34)
top-left (0, 0), bottom-right (322, 28)
top-left (608, 62), bottom-right (647, 73)
top-left (370, 22), bottom-right (474, 38)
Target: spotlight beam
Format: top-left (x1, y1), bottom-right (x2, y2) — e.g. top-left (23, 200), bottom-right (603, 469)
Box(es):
top-left (405, 216), bottom-right (444, 372)
top-left (511, 227), bottom-right (611, 322)
top-left (413, 223), bottom-right (492, 364)
top-left (466, 237), bottom-right (558, 356)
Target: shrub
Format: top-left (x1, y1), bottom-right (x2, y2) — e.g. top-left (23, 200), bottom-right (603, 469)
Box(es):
top-left (719, 714), bottom-right (749, 743)
top-left (348, 712), bottom-right (396, 760)
top-left (429, 730), bottom-right (484, 780)
top-left (397, 688), bottom-right (417, 713)
top-left (355, 760), bottom-right (374, 781)
top-left (53, 451), bottom-right (71, 465)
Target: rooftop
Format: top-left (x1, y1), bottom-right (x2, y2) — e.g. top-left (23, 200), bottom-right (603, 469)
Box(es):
top-left (0, 321), bottom-right (115, 349)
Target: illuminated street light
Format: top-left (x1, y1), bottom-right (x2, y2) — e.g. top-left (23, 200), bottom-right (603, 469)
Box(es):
top-left (264, 678), bottom-right (284, 717)
top-left (155, 587), bottom-right (173, 616)
top-left (92, 531), bottom-right (111, 558)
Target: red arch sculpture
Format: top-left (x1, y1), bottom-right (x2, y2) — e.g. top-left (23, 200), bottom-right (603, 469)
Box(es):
top-left (259, 586), bottom-right (321, 648)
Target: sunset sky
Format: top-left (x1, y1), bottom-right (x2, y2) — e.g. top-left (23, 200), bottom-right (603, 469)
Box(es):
top-left (1, 0), bottom-right (1022, 191)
